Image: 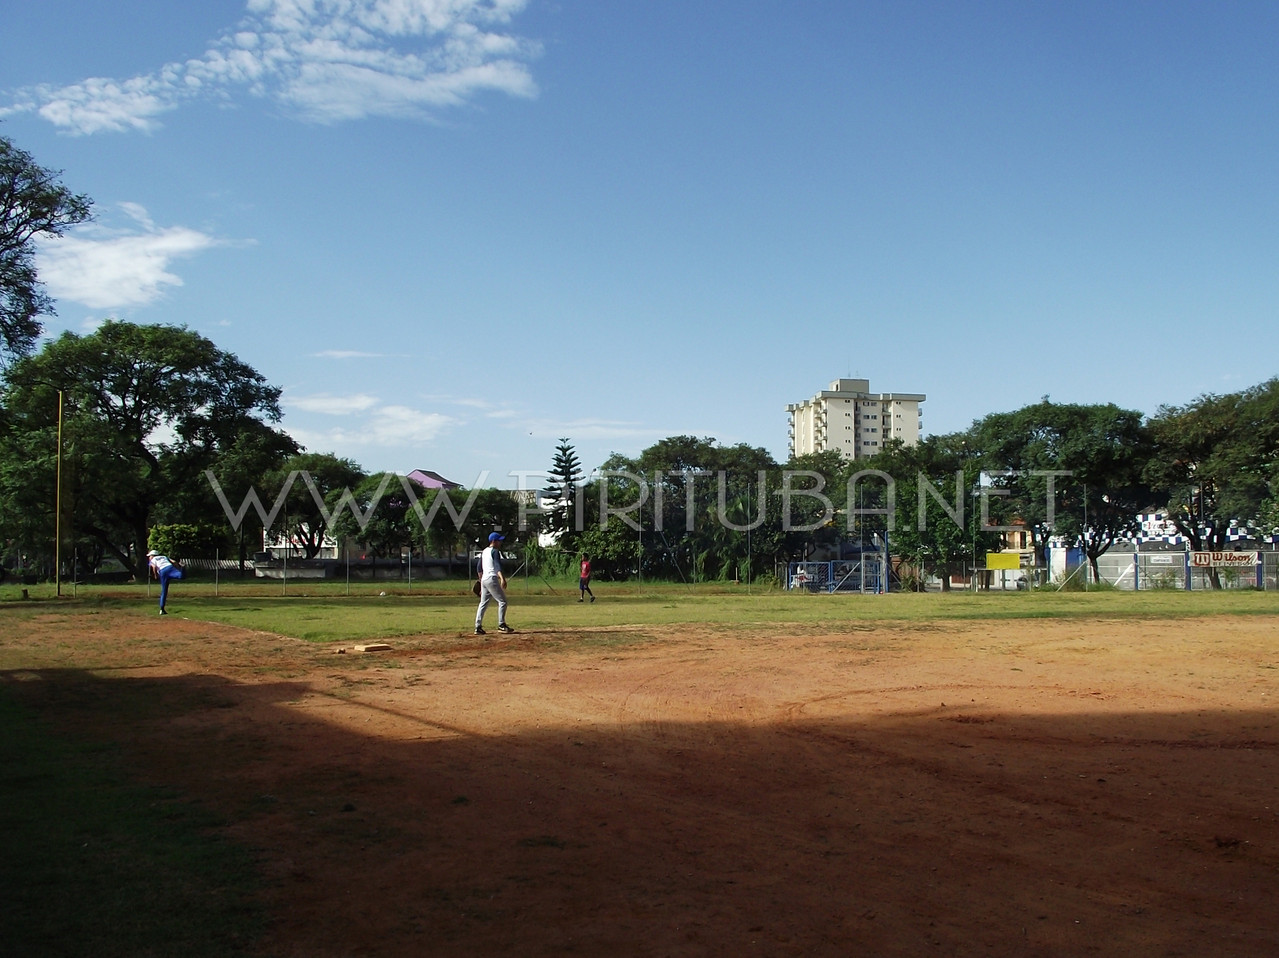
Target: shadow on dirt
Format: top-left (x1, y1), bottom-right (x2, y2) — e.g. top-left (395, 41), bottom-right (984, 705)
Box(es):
top-left (3, 665), bottom-right (1277, 958)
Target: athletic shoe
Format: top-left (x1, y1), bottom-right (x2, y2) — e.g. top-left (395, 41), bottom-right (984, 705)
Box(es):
top-left (590, 595), bottom-right (595, 602)
top-left (498, 624), bottom-right (515, 633)
top-left (159, 609), bottom-right (167, 615)
top-left (474, 627), bottom-right (486, 635)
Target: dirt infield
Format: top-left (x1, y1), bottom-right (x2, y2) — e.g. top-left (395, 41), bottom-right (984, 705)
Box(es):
top-left (4, 609), bottom-right (1279, 956)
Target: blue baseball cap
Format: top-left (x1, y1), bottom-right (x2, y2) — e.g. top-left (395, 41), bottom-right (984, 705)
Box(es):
top-left (488, 532), bottom-right (505, 542)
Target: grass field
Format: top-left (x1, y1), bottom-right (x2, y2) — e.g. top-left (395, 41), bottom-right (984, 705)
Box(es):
top-left (4, 578), bottom-right (1278, 643)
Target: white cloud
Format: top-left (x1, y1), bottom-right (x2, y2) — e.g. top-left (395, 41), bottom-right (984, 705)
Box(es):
top-left (286, 392), bottom-right (456, 448)
top-left (288, 392), bottom-right (382, 415)
top-left (405, 396), bottom-right (680, 443)
top-left (5, 0), bottom-right (540, 135)
top-left (288, 404), bottom-right (455, 450)
top-left (35, 204), bottom-right (222, 310)
top-left (365, 404), bottom-right (454, 444)
top-left (520, 417), bottom-right (672, 442)
top-left (431, 394), bottom-right (501, 410)
top-left (21, 75), bottom-right (178, 135)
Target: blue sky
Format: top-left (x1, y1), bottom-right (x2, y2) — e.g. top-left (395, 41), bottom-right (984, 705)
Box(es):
top-left (4, 1), bottom-right (1278, 489)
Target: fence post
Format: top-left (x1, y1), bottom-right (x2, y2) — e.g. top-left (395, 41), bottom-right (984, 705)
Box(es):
top-left (1133, 550), bottom-right (1140, 591)
top-left (1184, 551), bottom-right (1191, 591)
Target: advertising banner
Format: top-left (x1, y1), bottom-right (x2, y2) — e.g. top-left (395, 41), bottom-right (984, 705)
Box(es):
top-left (1190, 551), bottom-right (1258, 568)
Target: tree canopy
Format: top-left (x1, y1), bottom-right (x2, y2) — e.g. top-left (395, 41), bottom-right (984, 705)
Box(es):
top-left (575, 436), bottom-right (786, 582)
top-left (968, 401), bottom-right (1153, 583)
top-left (266, 452), bottom-right (367, 560)
top-left (0, 136), bottom-right (93, 361)
top-left (327, 476), bottom-right (522, 562)
top-left (1145, 379), bottom-right (1279, 556)
top-left (0, 321), bottom-right (289, 574)
top-left (860, 436), bottom-right (1001, 591)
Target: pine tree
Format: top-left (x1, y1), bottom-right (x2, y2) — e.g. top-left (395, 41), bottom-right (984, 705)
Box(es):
top-left (546, 438), bottom-right (583, 539)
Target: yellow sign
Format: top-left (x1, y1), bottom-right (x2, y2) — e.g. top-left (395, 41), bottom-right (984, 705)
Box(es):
top-left (985, 552), bottom-right (1021, 571)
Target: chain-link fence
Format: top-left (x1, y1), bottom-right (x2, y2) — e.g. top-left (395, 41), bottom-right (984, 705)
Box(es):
top-left (1056, 549), bottom-right (1274, 590)
top-left (1266, 552), bottom-right (1279, 591)
top-left (787, 558), bottom-right (887, 594)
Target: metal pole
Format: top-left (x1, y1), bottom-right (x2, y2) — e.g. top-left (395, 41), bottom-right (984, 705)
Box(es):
top-left (882, 530), bottom-right (888, 594)
top-left (1082, 484), bottom-right (1088, 591)
top-left (972, 486), bottom-right (978, 592)
top-left (281, 507), bottom-right (287, 596)
top-left (55, 390), bottom-right (63, 597)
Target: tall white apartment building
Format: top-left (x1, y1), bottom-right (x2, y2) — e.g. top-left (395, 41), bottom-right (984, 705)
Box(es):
top-left (786, 378), bottom-right (926, 460)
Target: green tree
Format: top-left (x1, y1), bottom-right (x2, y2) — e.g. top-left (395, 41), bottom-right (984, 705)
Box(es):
top-left (189, 427), bottom-right (300, 570)
top-left (543, 437), bottom-right (583, 544)
top-left (147, 523), bottom-right (223, 559)
top-left (1258, 496), bottom-right (1279, 536)
top-left (268, 452), bottom-right (366, 559)
top-left (412, 487), bottom-right (467, 569)
top-left (969, 401), bottom-right (1153, 584)
top-left (1145, 378), bottom-right (1279, 585)
top-left (0, 400), bottom-right (58, 568)
top-left (330, 477), bottom-right (522, 569)
top-left (327, 473), bottom-right (414, 559)
top-left (586, 436), bottom-right (783, 582)
top-left (459, 487), bottom-right (523, 560)
top-left (867, 435), bottom-right (999, 591)
top-left (410, 486), bottom-right (520, 573)
top-left (780, 450), bottom-right (849, 563)
top-left (0, 136), bottom-right (93, 360)
top-left (0, 321), bottom-right (285, 576)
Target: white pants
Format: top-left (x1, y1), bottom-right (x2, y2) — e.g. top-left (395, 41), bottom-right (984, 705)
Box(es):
top-left (475, 577), bottom-right (507, 629)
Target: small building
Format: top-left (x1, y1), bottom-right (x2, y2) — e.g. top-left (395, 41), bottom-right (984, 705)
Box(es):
top-left (407, 469), bottom-right (460, 490)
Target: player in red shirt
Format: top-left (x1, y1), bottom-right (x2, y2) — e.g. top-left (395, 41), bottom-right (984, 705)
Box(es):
top-left (578, 554), bottom-right (595, 603)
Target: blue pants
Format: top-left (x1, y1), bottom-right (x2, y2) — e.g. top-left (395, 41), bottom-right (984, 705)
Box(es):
top-left (158, 567), bottom-right (183, 609)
